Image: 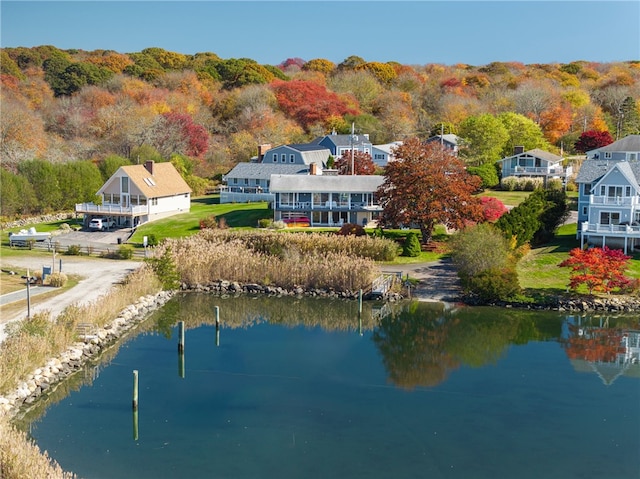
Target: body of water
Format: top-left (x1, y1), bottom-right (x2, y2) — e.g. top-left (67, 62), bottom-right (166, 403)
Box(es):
top-left (19, 294), bottom-right (640, 479)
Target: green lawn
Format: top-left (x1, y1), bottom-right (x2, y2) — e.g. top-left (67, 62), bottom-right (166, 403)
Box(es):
top-left (128, 196), bottom-right (272, 246)
top-left (478, 190), bottom-right (531, 207)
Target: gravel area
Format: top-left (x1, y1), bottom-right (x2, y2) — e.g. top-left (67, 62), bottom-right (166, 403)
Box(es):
top-left (381, 258), bottom-right (463, 302)
top-left (0, 255), bottom-right (141, 344)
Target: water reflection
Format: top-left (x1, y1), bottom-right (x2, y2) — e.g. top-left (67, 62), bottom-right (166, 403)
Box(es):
top-left (561, 315), bottom-right (640, 385)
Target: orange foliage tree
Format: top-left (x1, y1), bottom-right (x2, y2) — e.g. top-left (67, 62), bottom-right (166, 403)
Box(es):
top-left (559, 246), bottom-right (632, 294)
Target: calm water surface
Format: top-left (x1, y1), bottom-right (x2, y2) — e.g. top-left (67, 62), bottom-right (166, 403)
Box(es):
top-left (20, 294), bottom-right (640, 479)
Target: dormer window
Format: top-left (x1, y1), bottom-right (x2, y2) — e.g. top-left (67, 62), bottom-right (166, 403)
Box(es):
top-left (604, 152), bottom-right (612, 159)
top-left (628, 153), bottom-right (637, 161)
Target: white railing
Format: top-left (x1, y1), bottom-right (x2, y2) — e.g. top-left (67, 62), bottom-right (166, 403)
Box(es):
top-left (219, 191), bottom-right (274, 204)
top-left (589, 196), bottom-right (640, 206)
top-left (75, 203), bottom-right (148, 215)
top-left (511, 166), bottom-right (567, 175)
top-left (277, 202), bottom-right (380, 211)
top-left (581, 221), bottom-right (640, 236)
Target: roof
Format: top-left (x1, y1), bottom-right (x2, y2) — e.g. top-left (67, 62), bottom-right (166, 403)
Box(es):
top-left (575, 159), bottom-right (640, 184)
top-left (312, 134), bottom-right (372, 147)
top-left (592, 161), bottom-right (640, 191)
top-left (101, 162), bottom-right (191, 198)
top-left (372, 141), bottom-right (403, 155)
top-left (427, 134), bottom-right (461, 146)
top-left (287, 143), bottom-right (329, 152)
top-left (224, 162), bottom-right (309, 179)
top-left (500, 148), bottom-right (563, 163)
top-left (262, 144), bottom-right (331, 166)
top-left (588, 134), bottom-right (640, 154)
top-left (270, 174), bottom-right (384, 193)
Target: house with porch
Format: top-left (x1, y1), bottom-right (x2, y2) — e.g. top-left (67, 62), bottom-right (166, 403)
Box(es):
top-left (498, 147), bottom-right (571, 184)
top-left (219, 143), bottom-right (331, 203)
top-left (575, 135), bottom-right (640, 253)
top-left (311, 132), bottom-right (373, 158)
top-left (75, 161), bottom-right (191, 228)
top-left (270, 174), bottom-right (384, 227)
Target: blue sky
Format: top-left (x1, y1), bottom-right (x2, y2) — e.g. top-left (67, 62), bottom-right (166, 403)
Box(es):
top-left (1, 1), bottom-right (638, 66)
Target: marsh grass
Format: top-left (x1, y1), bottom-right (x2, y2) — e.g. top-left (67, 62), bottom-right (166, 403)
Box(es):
top-left (155, 230), bottom-right (396, 292)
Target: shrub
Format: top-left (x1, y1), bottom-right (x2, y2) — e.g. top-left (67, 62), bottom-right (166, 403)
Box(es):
top-left (48, 272), bottom-right (68, 287)
top-left (464, 268), bottom-right (521, 302)
top-left (146, 246), bottom-right (180, 290)
top-left (64, 244), bottom-right (82, 256)
top-left (546, 178), bottom-right (564, 191)
top-left (402, 232), bottom-right (422, 257)
top-left (450, 224), bottom-right (511, 278)
top-left (147, 234), bottom-right (158, 247)
top-left (468, 163), bottom-right (500, 189)
top-left (200, 214), bottom-right (218, 229)
top-left (270, 220), bottom-right (287, 230)
top-left (117, 245), bottom-right (134, 259)
top-left (336, 223), bottom-right (366, 236)
top-left (500, 176), bottom-right (518, 191)
top-left (258, 218), bottom-right (272, 228)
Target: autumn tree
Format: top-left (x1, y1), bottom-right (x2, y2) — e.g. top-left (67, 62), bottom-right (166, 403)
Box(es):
top-left (302, 58), bottom-right (335, 74)
top-left (334, 150), bottom-right (376, 175)
top-left (574, 130), bottom-right (614, 153)
top-left (559, 246), bottom-right (632, 294)
top-left (377, 138), bottom-right (483, 243)
top-left (272, 79), bottom-right (358, 131)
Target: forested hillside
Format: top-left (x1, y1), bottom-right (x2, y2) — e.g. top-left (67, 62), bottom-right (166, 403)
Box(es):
top-left (1, 45), bottom-right (639, 216)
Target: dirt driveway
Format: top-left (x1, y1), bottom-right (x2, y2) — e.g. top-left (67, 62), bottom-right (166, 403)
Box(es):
top-left (0, 255), bottom-right (141, 344)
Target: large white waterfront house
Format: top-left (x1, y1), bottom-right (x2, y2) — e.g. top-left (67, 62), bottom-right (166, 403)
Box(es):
top-left (575, 135), bottom-right (640, 253)
top-left (75, 161), bottom-right (191, 228)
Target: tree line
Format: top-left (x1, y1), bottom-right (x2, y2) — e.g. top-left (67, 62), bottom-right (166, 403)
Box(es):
top-left (1, 45), bottom-right (638, 182)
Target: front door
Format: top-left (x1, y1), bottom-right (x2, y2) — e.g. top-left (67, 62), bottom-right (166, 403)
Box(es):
top-left (121, 194), bottom-right (129, 208)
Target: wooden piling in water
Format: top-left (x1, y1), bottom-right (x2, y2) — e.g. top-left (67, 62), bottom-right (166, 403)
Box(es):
top-left (178, 351), bottom-right (185, 379)
top-left (215, 306), bottom-right (220, 329)
top-left (133, 409), bottom-right (139, 441)
top-left (132, 370), bottom-right (139, 411)
top-left (358, 289), bottom-right (363, 314)
top-left (178, 321), bottom-right (185, 353)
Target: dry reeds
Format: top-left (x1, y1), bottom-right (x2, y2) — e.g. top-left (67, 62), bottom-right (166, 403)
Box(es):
top-left (156, 230), bottom-right (387, 292)
top-left (0, 417), bottom-right (75, 478)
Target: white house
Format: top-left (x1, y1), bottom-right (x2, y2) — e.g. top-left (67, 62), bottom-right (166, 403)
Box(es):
top-left (498, 148), bottom-right (571, 184)
top-left (371, 141), bottom-right (403, 167)
top-left (270, 174), bottom-right (384, 227)
top-left (75, 160), bottom-right (191, 228)
top-left (575, 135), bottom-right (640, 253)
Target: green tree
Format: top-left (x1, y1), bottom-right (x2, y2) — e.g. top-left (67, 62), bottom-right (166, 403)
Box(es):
top-left (18, 159), bottom-right (62, 212)
top-left (0, 168), bottom-right (38, 216)
top-left (458, 114), bottom-right (509, 165)
top-left (98, 155), bottom-right (131, 182)
top-left (402, 232), bottom-right (422, 257)
top-left (56, 161), bottom-right (103, 209)
top-left (450, 223), bottom-right (511, 279)
top-left (146, 246), bottom-right (180, 290)
top-left (497, 112), bottom-right (551, 158)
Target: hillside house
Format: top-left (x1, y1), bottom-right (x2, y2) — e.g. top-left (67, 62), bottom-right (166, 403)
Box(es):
top-left (575, 135), bottom-right (640, 253)
top-left (312, 132), bottom-right (373, 158)
top-left (498, 148), bottom-right (571, 184)
top-left (270, 174), bottom-right (384, 227)
top-left (371, 141), bottom-right (403, 167)
top-left (425, 134), bottom-right (461, 155)
top-left (75, 161), bottom-right (191, 228)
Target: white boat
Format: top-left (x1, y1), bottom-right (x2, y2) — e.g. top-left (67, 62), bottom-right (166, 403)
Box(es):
top-left (8, 227), bottom-right (52, 246)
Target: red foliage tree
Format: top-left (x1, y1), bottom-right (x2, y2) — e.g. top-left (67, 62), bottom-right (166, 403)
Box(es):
top-left (377, 138), bottom-right (483, 243)
top-left (272, 80), bottom-right (358, 131)
top-left (481, 196), bottom-right (508, 222)
top-left (574, 130), bottom-right (614, 153)
top-left (559, 246), bottom-right (632, 294)
top-left (335, 150), bottom-right (376, 175)
top-left (161, 112), bottom-right (209, 158)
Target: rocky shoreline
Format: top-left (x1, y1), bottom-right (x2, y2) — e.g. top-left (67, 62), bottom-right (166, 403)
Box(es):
top-left (0, 290), bottom-right (174, 419)
top-left (466, 295), bottom-right (640, 313)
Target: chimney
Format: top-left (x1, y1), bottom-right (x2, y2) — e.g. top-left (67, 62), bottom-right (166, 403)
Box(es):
top-left (144, 160), bottom-right (154, 175)
top-left (258, 143), bottom-right (272, 162)
top-left (310, 163), bottom-right (318, 175)
top-left (514, 146), bottom-right (525, 155)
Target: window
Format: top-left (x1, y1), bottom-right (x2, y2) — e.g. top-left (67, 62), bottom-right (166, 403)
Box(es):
top-left (604, 152), bottom-right (612, 159)
top-left (584, 184), bottom-right (591, 195)
top-left (150, 198), bottom-right (158, 206)
top-left (600, 211), bottom-right (620, 225)
top-left (244, 178), bottom-right (249, 185)
top-left (607, 186), bottom-right (623, 197)
top-left (272, 154), bottom-right (277, 163)
top-left (582, 206), bottom-right (588, 215)
top-left (628, 153), bottom-right (637, 161)
top-left (290, 154), bottom-right (295, 163)
top-left (121, 177), bottom-right (129, 193)
top-left (626, 186), bottom-right (632, 196)
top-left (281, 154), bottom-right (286, 163)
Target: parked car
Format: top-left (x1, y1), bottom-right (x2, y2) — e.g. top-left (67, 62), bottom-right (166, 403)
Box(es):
top-left (89, 218), bottom-right (115, 231)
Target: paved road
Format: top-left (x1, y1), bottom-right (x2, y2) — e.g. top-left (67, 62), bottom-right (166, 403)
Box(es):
top-left (0, 284), bottom-right (51, 306)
